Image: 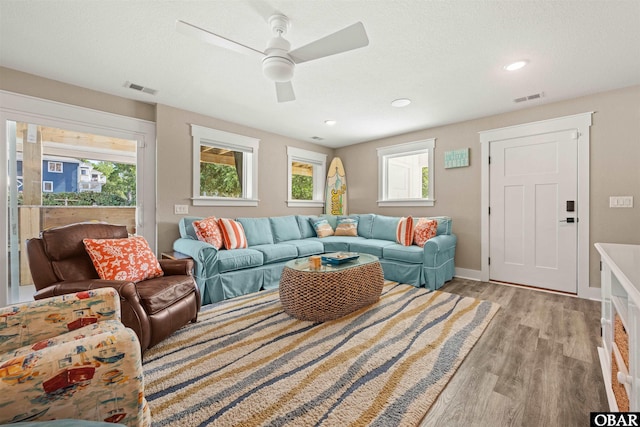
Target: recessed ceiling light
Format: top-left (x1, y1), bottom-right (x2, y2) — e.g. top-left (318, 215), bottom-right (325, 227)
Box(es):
top-left (324, 120), bottom-right (337, 126)
top-left (503, 60), bottom-right (529, 71)
top-left (391, 98), bottom-right (411, 108)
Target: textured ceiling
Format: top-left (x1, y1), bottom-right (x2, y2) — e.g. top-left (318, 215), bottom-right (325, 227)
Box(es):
top-left (1, 0), bottom-right (639, 147)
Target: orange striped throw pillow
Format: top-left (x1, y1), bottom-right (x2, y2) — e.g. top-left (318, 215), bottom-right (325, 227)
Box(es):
top-left (193, 216), bottom-right (223, 249)
top-left (396, 216), bottom-right (414, 246)
top-left (83, 236), bottom-right (164, 283)
top-left (219, 218), bottom-right (248, 249)
top-left (413, 218), bottom-right (438, 247)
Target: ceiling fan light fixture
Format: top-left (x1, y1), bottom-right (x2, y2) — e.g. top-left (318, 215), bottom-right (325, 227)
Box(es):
top-left (503, 60), bottom-right (529, 71)
top-left (391, 98), bottom-right (411, 108)
top-left (262, 56), bottom-right (295, 82)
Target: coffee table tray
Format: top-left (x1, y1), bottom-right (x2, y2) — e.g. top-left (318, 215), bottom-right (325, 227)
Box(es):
top-left (321, 252), bottom-right (360, 265)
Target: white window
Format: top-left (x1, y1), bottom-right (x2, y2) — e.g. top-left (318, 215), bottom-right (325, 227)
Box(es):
top-left (42, 181), bottom-right (53, 192)
top-left (377, 138), bottom-right (435, 207)
top-left (191, 124), bottom-right (260, 207)
top-left (286, 146), bottom-right (327, 208)
top-left (48, 161), bottom-right (63, 173)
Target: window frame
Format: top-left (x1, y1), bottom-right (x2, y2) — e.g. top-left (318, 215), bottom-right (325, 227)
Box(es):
top-left (377, 138), bottom-right (435, 207)
top-left (286, 146), bottom-right (327, 208)
top-left (42, 181), bottom-right (53, 192)
top-left (47, 161), bottom-right (63, 173)
top-left (191, 124), bottom-right (260, 207)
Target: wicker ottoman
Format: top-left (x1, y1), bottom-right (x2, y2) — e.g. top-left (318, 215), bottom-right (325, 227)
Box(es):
top-left (279, 253), bottom-right (384, 322)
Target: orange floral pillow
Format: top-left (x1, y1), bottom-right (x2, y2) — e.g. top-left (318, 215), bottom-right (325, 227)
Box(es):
top-left (83, 236), bottom-right (164, 283)
top-left (193, 216), bottom-right (223, 249)
top-left (413, 218), bottom-right (438, 247)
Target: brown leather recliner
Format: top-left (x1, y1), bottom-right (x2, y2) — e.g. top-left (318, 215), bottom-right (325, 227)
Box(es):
top-left (26, 222), bottom-right (201, 353)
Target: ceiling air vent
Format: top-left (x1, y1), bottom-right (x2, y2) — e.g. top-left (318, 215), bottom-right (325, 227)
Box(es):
top-left (124, 81), bottom-right (158, 95)
top-left (311, 136), bottom-right (324, 141)
top-left (514, 92), bottom-right (544, 103)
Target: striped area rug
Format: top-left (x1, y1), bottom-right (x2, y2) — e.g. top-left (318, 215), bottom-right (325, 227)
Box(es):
top-left (143, 282), bottom-right (499, 426)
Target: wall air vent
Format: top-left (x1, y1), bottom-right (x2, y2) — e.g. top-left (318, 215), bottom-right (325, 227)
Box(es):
top-left (124, 81), bottom-right (158, 95)
top-left (514, 92), bottom-right (544, 103)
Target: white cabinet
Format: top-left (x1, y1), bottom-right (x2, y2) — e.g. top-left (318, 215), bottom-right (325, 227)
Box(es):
top-left (596, 243), bottom-right (639, 411)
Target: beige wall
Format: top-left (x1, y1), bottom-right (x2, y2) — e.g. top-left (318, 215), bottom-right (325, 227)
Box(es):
top-left (0, 67), bottom-right (155, 121)
top-left (336, 85), bottom-right (640, 287)
top-left (3, 66), bottom-right (637, 287)
top-left (155, 104), bottom-right (334, 252)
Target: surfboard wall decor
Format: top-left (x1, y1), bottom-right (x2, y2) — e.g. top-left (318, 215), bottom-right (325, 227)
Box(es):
top-left (325, 157), bottom-right (347, 215)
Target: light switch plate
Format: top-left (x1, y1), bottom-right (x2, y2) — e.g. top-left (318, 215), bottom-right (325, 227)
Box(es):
top-left (609, 196), bottom-right (633, 208)
top-left (174, 204), bottom-right (189, 215)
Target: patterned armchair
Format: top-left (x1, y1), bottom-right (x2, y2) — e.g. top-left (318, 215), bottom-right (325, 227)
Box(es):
top-left (0, 288), bottom-right (150, 426)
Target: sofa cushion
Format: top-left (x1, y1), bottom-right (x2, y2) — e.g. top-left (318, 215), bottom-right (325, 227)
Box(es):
top-left (296, 215), bottom-right (317, 238)
top-left (280, 239), bottom-right (325, 257)
top-left (310, 217), bottom-right (334, 238)
top-left (178, 216), bottom-right (202, 240)
top-left (334, 217), bottom-right (358, 236)
top-left (383, 244), bottom-right (424, 264)
top-left (371, 215), bottom-right (401, 241)
top-left (251, 243), bottom-right (298, 264)
top-left (236, 217), bottom-right (274, 246)
top-left (270, 216), bottom-right (302, 242)
top-left (219, 218), bottom-right (248, 249)
top-left (356, 214), bottom-right (375, 238)
top-left (136, 274), bottom-right (196, 314)
top-left (217, 248), bottom-right (264, 273)
top-left (349, 239), bottom-right (396, 258)
top-left (310, 235), bottom-right (364, 253)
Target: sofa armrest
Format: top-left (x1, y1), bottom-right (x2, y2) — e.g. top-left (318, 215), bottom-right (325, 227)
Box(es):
top-left (0, 288), bottom-right (120, 354)
top-left (173, 238), bottom-right (219, 286)
top-left (422, 234), bottom-right (457, 265)
top-left (173, 237), bottom-right (218, 261)
top-left (0, 321), bottom-right (149, 426)
top-left (159, 258), bottom-right (195, 276)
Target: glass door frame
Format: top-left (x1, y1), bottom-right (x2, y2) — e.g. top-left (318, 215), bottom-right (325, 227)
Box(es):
top-left (1, 90), bottom-right (156, 306)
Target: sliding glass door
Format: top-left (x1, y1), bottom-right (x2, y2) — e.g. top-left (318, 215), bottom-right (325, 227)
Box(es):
top-left (1, 91), bottom-right (156, 305)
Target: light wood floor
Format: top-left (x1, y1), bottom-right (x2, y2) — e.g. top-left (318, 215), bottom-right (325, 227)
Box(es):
top-left (421, 278), bottom-right (609, 427)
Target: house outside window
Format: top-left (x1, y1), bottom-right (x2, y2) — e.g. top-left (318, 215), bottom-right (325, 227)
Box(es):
top-left (47, 161), bottom-right (63, 173)
top-left (42, 181), bottom-right (53, 192)
top-left (191, 124), bottom-right (260, 207)
top-left (286, 146), bottom-right (326, 207)
top-left (377, 138), bottom-right (435, 207)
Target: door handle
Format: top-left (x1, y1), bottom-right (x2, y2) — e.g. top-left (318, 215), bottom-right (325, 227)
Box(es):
top-left (559, 218), bottom-right (576, 223)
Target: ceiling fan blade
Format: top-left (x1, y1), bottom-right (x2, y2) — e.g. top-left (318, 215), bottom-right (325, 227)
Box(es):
top-left (289, 22), bottom-right (369, 64)
top-left (275, 81), bottom-right (295, 103)
top-left (175, 20), bottom-right (264, 58)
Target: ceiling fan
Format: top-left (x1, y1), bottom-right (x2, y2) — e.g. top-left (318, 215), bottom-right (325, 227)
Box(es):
top-left (176, 14), bottom-right (369, 103)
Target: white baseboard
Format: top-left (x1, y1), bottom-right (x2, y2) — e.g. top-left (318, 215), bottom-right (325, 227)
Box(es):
top-left (454, 268), bottom-right (482, 281)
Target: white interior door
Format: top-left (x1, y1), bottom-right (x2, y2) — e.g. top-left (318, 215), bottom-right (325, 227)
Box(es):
top-left (489, 130), bottom-right (578, 293)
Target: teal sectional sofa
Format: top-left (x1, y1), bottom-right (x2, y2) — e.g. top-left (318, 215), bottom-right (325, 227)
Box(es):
top-left (173, 214), bottom-right (457, 305)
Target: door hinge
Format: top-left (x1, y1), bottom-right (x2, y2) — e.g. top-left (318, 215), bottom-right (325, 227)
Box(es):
top-left (488, 206), bottom-right (491, 215)
top-left (488, 257), bottom-right (491, 265)
top-left (599, 261), bottom-right (602, 271)
top-left (488, 156), bottom-right (491, 165)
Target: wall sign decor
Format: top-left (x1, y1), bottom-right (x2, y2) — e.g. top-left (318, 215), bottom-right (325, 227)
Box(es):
top-left (444, 148), bottom-right (469, 168)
